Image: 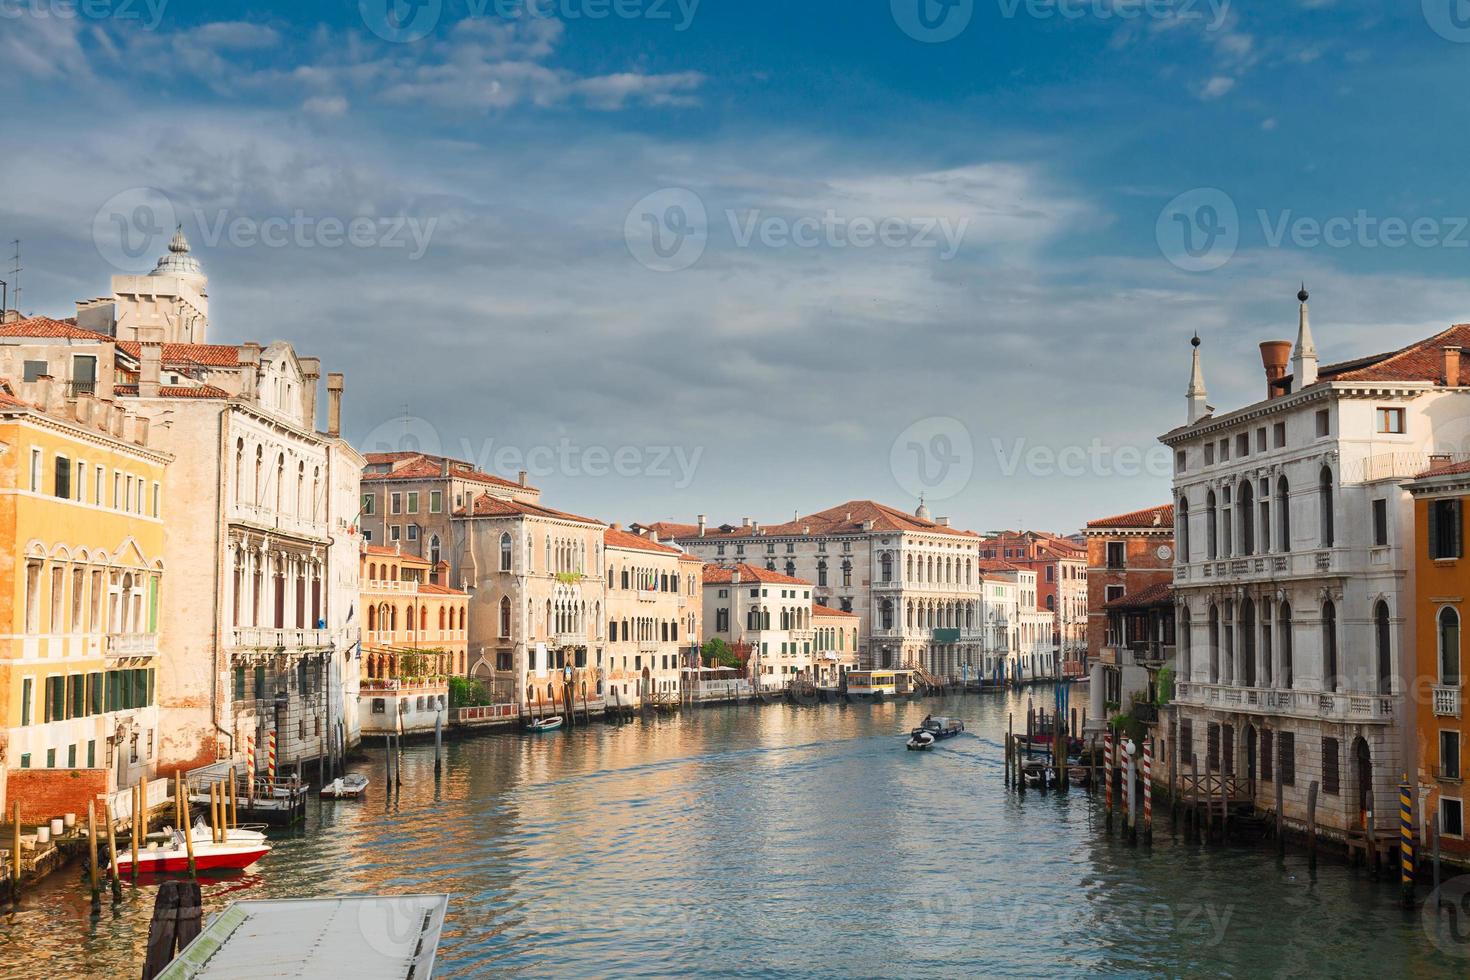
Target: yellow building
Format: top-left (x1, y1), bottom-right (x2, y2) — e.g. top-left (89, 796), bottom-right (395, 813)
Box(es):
top-left (0, 386), bottom-right (168, 821)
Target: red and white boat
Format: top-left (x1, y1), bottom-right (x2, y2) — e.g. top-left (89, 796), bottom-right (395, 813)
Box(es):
top-left (116, 827), bottom-right (271, 874)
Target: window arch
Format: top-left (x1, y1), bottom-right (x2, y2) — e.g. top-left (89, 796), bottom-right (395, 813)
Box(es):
top-left (1238, 481), bottom-right (1255, 557)
top-left (1319, 467), bottom-right (1335, 548)
top-left (1276, 476), bottom-right (1291, 552)
top-left (1279, 601), bottom-right (1293, 688)
top-left (1375, 601), bottom-right (1392, 695)
top-left (429, 534), bottom-right (441, 567)
top-left (1179, 606), bottom-right (1192, 679)
top-left (1206, 490), bottom-right (1218, 559)
top-left (1208, 604), bottom-right (1220, 683)
top-left (1177, 497), bottom-right (1190, 563)
top-left (1322, 599), bottom-right (1339, 692)
top-left (1240, 597), bottom-right (1256, 686)
top-left (1440, 606), bottom-right (1460, 686)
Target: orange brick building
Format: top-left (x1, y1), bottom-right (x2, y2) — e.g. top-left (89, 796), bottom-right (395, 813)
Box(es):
top-left (1082, 505), bottom-right (1175, 664)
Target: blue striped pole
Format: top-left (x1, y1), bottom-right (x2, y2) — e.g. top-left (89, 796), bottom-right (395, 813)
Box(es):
top-left (1400, 776), bottom-right (1415, 908)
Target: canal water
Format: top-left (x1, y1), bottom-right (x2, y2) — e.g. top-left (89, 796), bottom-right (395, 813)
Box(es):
top-left (3, 687), bottom-right (1467, 977)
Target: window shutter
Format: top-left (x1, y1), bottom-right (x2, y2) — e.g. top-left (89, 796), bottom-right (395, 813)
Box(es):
top-left (1429, 500), bottom-right (1441, 560)
top-left (1455, 499), bottom-right (1465, 559)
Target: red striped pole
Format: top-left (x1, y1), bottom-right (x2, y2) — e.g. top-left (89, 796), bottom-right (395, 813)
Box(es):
top-left (1104, 732), bottom-right (1114, 829)
top-left (267, 729), bottom-right (277, 787)
top-left (1143, 739), bottom-right (1154, 845)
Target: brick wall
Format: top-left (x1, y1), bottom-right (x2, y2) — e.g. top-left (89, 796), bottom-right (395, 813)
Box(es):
top-left (7, 767), bottom-right (110, 825)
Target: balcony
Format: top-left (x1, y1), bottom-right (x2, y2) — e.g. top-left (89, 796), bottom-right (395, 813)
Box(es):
top-left (1129, 641), bottom-right (1175, 667)
top-left (1434, 685), bottom-right (1462, 718)
top-left (554, 632), bottom-right (586, 649)
top-left (106, 632), bottom-right (158, 659)
top-left (638, 640), bottom-right (660, 654)
top-left (230, 627), bottom-right (333, 651)
top-left (1175, 681), bottom-right (1393, 724)
top-left (1176, 549), bottom-right (1345, 588)
top-left (364, 580), bottom-right (419, 594)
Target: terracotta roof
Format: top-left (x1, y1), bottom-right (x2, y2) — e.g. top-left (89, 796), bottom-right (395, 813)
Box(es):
top-left (115, 341), bottom-right (241, 367)
top-left (677, 553), bottom-right (703, 564)
top-left (0, 390), bottom-right (35, 410)
top-left (459, 492), bottom-right (602, 525)
top-left (0, 316), bottom-right (111, 341)
top-left (113, 383), bottom-right (231, 399)
top-left (812, 603), bottom-right (858, 618)
top-left (638, 521), bottom-right (702, 538)
top-left (1315, 323), bottom-right (1470, 385)
top-left (702, 563), bottom-right (810, 586)
top-left (1087, 504), bottom-right (1174, 530)
top-left (978, 559), bottom-right (1024, 574)
top-left (1103, 581), bottom-right (1174, 610)
top-left (1415, 459), bottom-right (1470, 479)
top-left (604, 526), bottom-right (682, 555)
top-left (664, 500), bottom-right (977, 542)
top-left (362, 452), bottom-right (530, 492)
top-left (419, 582), bottom-right (467, 596)
top-left (363, 545), bottom-right (432, 565)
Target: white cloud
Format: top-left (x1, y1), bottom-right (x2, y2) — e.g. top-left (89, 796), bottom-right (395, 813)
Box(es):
top-left (302, 95), bottom-right (349, 117)
top-left (1200, 75), bottom-right (1236, 99)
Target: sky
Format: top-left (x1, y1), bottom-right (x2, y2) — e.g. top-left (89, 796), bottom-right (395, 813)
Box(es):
top-left (6, 0), bottom-right (1470, 534)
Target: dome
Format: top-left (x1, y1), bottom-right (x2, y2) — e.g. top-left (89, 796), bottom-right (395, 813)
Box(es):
top-left (915, 495), bottom-right (931, 521)
top-left (150, 226), bottom-right (205, 283)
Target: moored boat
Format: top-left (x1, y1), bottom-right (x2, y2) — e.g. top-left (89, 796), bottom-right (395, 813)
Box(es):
top-left (321, 773), bottom-right (370, 799)
top-left (117, 829), bottom-right (270, 874)
top-left (526, 716), bottom-right (564, 733)
top-left (846, 670), bottom-right (898, 702)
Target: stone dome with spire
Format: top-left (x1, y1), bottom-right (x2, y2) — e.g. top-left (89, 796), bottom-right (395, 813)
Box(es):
top-left (150, 225), bottom-right (206, 287)
top-left (915, 494), bottom-right (931, 521)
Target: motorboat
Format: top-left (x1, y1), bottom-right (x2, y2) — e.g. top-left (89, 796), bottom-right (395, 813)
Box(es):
top-left (117, 828), bottom-right (270, 874)
top-left (912, 717), bottom-right (965, 741)
top-left (906, 730), bottom-right (936, 751)
top-left (321, 773), bottom-right (370, 799)
top-left (190, 818), bottom-right (268, 846)
top-left (846, 671), bottom-right (898, 702)
top-left (526, 716), bottom-right (564, 733)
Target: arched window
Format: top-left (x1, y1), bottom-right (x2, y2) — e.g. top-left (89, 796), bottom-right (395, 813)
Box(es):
top-left (367, 605), bottom-right (377, 631)
top-left (1238, 482), bottom-right (1255, 557)
top-left (841, 560), bottom-right (852, 588)
top-left (1206, 491), bottom-right (1218, 559)
top-left (234, 439), bottom-right (244, 501)
top-left (1241, 597), bottom-right (1256, 686)
top-left (1179, 606), bottom-right (1192, 679)
top-left (1279, 601), bottom-right (1293, 688)
top-left (785, 560), bottom-right (796, 578)
top-left (439, 606), bottom-right (446, 631)
top-left (1208, 604), bottom-right (1220, 683)
top-left (429, 535), bottom-right (441, 567)
top-left (880, 552), bottom-right (893, 583)
top-left (1375, 601), bottom-right (1392, 695)
top-left (1177, 497), bottom-right (1190, 563)
top-left (1277, 476), bottom-right (1291, 552)
top-left (817, 560), bottom-right (828, 587)
top-left (1440, 607), bottom-right (1461, 686)
top-left (1319, 467), bottom-right (1335, 548)
top-left (1322, 599), bottom-right (1338, 692)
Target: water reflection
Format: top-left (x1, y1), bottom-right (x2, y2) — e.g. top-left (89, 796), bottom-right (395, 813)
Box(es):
top-left (1, 688), bottom-right (1465, 977)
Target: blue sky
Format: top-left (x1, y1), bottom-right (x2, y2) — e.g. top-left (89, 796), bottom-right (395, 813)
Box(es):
top-left (6, 1), bottom-right (1470, 532)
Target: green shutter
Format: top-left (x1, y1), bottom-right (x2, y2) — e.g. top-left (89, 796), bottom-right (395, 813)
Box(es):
top-left (1430, 500), bottom-right (1441, 559)
top-left (148, 577), bottom-right (159, 632)
top-left (20, 678), bottom-right (31, 727)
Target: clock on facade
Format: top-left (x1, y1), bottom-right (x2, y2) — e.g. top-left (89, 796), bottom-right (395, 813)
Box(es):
top-left (1156, 545), bottom-right (1173, 561)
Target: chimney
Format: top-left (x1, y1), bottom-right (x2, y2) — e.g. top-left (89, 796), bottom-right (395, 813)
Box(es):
top-left (134, 414), bottom-right (150, 447)
top-left (742, 517), bottom-right (752, 527)
top-left (731, 568), bottom-right (741, 585)
top-left (697, 514), bottom-right (707, 536)
top-left (649, 530), bottom-right (660, 544)
top-left (1259, 340), bottom-right (1291, 399)
top-left (1430, 452), bottom-right (1453, 468)
top-left (326, 373), bottom-right (344, 438)
top-left (34, 375), bottom-right (53, 412)
top-left (610, 521), bottom-right (622, 531)
top-left (1445, 346), bottom-right (1462, 387)
top-left (299, 356), bottom-right (321, 429)
top-left (937, 517), bottom-right (951, 527)
top-left (239, 343), bottom-right (262, 402)
top-left (441, 457), bottom-right (451, 477)
top-left (518, 470), bottom-right (528, 488)
top-left (139, 340), bottom-right (163, 398)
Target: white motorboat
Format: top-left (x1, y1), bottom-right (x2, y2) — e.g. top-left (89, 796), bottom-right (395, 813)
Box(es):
top-left (118, 828), bottom-right (270, 874)
top-left (321, 773), bottom-right (370, 799)
top-left (906, 731), bottom-right (936, 751)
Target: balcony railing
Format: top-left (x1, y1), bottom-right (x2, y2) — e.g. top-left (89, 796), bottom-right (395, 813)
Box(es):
top-left (1434, 685), bottom-right (1462, 718)
top-left (1176, 549), bottom-right (1344, 586)
top-left (1175, 681), bottom-right (1393, 724)
top-left (364, 580), bottom-right (419, 593)
top-left (554, 632), bottom-right (586, 649)
top-left (106, 632), bottom-right (158, 658)
top-left (230, 627), bottom-right (333, 651)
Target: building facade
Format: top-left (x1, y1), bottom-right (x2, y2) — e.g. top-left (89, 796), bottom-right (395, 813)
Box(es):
top-left (981, 530), bottom-right (1088, 676)
top-left (701, 564), bottom-right (814, 687)
top-left (812, 605), bottom-right (860, 687)
top-left (603, 527), bottom-right (692, 707)
top-left (0, 386), bottom-right (168, 819)
top-left (1165, 291), bottom-right (1470, 839)
top-left (1083, 505), bottom-right (1175, 664)
top-left (360, 451), bottom-right (538, 561)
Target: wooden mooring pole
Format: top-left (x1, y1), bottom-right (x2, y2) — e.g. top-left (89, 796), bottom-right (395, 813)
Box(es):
top-left (1190, 753), bottom-right (1201, 844)
top-left (176, 772), bottom-right (196, 878)
top-left (10, 800), bottom-right (21, 905)
top-left (142, 880), bottom-right (202, 980)
top-left (131, 784), bottom-right (141, 884)
top-left (1306, 780), bottom-right (1319, 871)
top-left (86, 801), bottom-right (101, 917)
top-left (104, 798), bottom-right (123, 904)
top-left (1275, 768), bottom-right (1285, 856)
top-left (1400, 777), bottom-right (1416, 909)
top-left (434, 709), bottom-right (444, 777)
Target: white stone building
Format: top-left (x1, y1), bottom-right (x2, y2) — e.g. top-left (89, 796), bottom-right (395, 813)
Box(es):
top-left (1164, 289), bottom-right (1470, 838)
top-left (701, 564), bottom-right (815, 688)
top-left (603, 526), bottom-right (696, 707)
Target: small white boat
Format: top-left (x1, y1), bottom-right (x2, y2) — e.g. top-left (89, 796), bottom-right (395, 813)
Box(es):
top-left (321, 773), bottom-right (370, 799)
top-left (906, 731), bottom-right (935, 751)
top-left (190, 818), bottom-right (268, 845)
top-left (118, 828), bottom-right (270, 874)
top-left (526, 716), bottom-right (564, 733)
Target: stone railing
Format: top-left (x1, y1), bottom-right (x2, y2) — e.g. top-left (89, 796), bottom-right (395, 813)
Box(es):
top-left (106, 632), bottom-right (158, 658)
top-left (1175, 681), bottom-right (1392, 723)
top-left (229, 627), bottom-right (333, 651)
top-left (1434, 685), bottom-right (1462, 718)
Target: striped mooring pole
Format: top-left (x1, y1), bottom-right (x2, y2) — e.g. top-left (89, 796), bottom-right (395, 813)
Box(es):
top-left (246, 734), bottom-right (255, 776)
top-left (267, 729), bottom-right (278, 786)
top-left (1143, 739), bottom-right (1154, 845)
top-left (1400, 776), bottom-right (1415, 908)
top-left (1103, 732), bottom-right (1114, 829)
